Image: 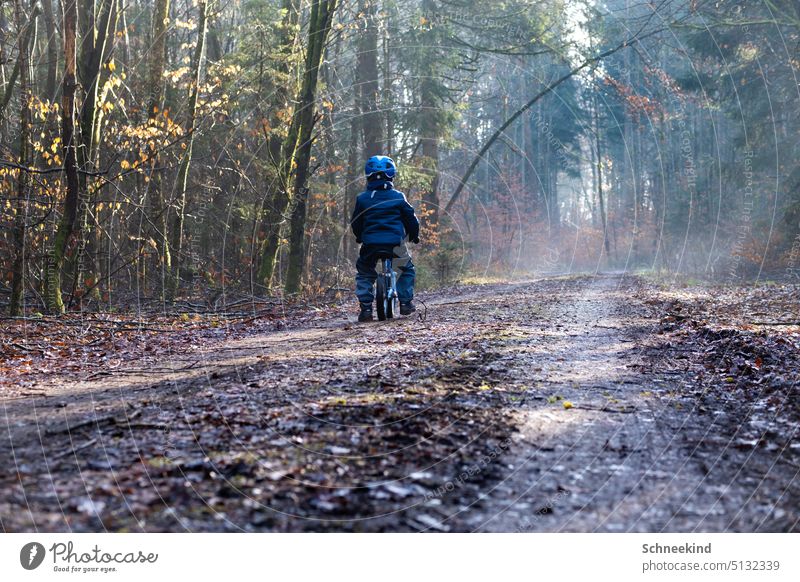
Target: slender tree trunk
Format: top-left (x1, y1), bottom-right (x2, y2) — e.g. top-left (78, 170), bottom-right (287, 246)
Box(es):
top-left (357, 0), bottom-right (382, 157)
top-left (9, 0), bottom-right (36, 315)
top-left (594, 93), bottom-right (609, 259)
top-left (77, 0), bottom-right (116, 172)
top-left (119, 1), bottom-right (130, 65)
top-left (170, 0), bottom-right (210, 293)
top-left (589, 116), bottom-right (599, 229)
top-left (382, 0), bottom-right (393, 155)
top-left (208, 20), bottom-right (223, 63)
top-left (420, 74), bottom-right (440, 226)
top-left (344, 114), bottom-right (360, 261)
top-left (44, 0), bottom-right (80, 314)
top-left (0, 10), bottom-right (6, 97)
top-left (0, 1), bottom-right (39, 122)
top-left (652, 107), bottom-right (666, 266)
top-left (284, 0), bottom-right (339, 294)
top-left (418, 0), bottom-right (442, 226)
top-left (41, 0), bottom-right (58, 102)
top-left (522, 109), bottom-right (531, 201)
top-left (145, 0), bottom-right (171, 297)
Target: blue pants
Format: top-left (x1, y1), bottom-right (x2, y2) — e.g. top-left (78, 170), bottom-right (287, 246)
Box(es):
top-left (355, 243), bottom-right (415, 304)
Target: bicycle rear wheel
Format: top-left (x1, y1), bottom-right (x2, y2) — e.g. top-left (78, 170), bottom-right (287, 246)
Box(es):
top-left (386, 287), bottom-right (395, 319)
top-left (376, 274), bottom-right (388, 321)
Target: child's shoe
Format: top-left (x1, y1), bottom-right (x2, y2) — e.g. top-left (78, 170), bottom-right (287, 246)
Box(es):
top-left (400, 301), bottom-right (416, 315)
top-left (358, 302), bottom-right (374, 322)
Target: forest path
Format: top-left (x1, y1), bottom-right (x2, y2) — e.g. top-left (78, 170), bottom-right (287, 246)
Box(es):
top-left (1, 275), bottom-right (797, 532)
top-left (466, 275), bottom-right (762, 532)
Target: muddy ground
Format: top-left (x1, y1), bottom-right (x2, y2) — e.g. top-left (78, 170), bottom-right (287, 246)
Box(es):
top-left (1, 274), bottom-right (798, 532)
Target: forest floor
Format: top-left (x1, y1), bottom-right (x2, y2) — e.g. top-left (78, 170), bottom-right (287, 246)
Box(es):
top-left (1, 274), bottom-right (798, 532)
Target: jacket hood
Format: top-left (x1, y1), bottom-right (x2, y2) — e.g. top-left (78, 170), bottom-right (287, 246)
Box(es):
top-left (366, 178), bottom-right (393, 191)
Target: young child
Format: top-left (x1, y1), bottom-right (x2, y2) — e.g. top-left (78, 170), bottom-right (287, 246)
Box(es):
top-left (350, 155), bottom-right (420, 322)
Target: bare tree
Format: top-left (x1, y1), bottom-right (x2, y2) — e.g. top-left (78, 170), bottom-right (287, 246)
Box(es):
top-left (44, 0), bottom-right (81, 313)
top-left (170, 0), bottom-right (210, 294)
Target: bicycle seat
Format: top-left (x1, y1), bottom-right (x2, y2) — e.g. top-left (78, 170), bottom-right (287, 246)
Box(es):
top-left (374, 250), bottom-right (395, 260)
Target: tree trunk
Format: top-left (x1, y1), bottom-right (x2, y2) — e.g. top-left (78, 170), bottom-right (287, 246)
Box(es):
top-left (594, 90), bottom-right (609, 259)
top-left (418, 0), bottom-right (441, 226)
top-left (145, 0), bottom-right (171, 297)
top-left (0, 9), bottom-right (6, 97)
top-left (382, 0), bottom-right (393, 154)
top-left (420, 77), bottom-right (440, 225)
top-left (170, 0), bottom-right (210, 294)
top-left (344, 114), bottom-right (360, 261)
top-left (41, 0), bottom-right (59, 102)
top-left (357, 0), bottom-right (382, 158)
top-left (78, 0), bottom-right (117, 170)
top-left (284, 0), bottom-right (339, 294)
top-left (0, 1), bottom-right (39, 122)
top-left (256, 0), bottom-right (299, 289)
top-left (73, 0), bottom-right (118, 305)
top-left (44, 0), bottom-right (80, 314)
top-left (9, 0), bottom-right (36, 315)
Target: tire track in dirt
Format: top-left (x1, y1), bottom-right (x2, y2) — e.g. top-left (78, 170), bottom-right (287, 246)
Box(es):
top-left (0, 278), bottom-right (538, 531)
top-left (450, 275), bottom-right (797, 532)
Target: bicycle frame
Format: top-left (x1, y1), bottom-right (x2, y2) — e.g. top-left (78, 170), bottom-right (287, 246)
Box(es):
top-left (382, 258), bottom-right (397, 301)
top-left (376, 257), bottom-right (399, 320)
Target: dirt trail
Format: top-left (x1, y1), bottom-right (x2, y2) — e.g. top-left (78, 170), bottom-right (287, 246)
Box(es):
top-left (1, 275), bottom-right (797, 532)
top-left (469, 276), bottom-right (782, 532)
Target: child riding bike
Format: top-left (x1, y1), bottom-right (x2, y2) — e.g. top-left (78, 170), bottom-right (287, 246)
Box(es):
top-left (350, 155), bottom-right (420, 322)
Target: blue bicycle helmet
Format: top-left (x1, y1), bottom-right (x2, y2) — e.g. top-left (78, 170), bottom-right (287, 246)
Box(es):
top-left (364, 155), bottom-right (397, 180)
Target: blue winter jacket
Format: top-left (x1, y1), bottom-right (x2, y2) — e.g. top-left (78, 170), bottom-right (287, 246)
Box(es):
top-left (351, 180), bottom-right (420, 246)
